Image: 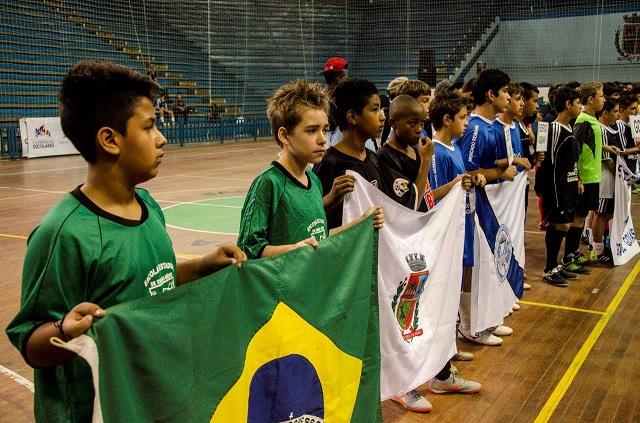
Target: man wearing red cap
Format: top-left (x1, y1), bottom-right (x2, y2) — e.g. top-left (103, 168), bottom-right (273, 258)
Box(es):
top-left (321, 57), bottom-right (349, 147)
top-left (321, 57), bottom-right (348, 93)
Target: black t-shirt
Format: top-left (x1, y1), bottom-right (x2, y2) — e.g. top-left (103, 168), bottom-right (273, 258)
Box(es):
top-left (376, 143), bottom-right (421, 209)
top-left (313, 146), bottom-right (382, 229)
top-left (540, 122), bottom-right (580, 210)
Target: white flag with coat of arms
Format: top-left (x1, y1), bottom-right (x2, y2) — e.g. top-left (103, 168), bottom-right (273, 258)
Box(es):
top-left (342, 171), bottom-right (466, 400)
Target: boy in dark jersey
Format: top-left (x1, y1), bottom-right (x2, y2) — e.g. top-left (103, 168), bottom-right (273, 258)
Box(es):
top-left (313, 77), bottom-right (386, 230)
top-left (539, 86), bottom-right (584, 286)
top-left (396, 79), bottom-right (433, 138)
top-left (591, 97), bottom-right (621, 264)
top-left (376, 94), bottom-right (433, 211)
top-left (237, 80), bottom-right (383, 258)
top-left (617, 94), bottom-right (640, 174)
top-left (5, 62), bottom-right (246, 423)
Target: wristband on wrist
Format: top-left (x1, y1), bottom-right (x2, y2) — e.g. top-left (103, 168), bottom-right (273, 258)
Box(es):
top-left (53, 315), bottom-right (70, 341)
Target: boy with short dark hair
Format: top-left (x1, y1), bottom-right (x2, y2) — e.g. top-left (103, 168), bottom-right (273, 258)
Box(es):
top-left (616, 94), bottom-right (640, 175)
top-left (590, 97), bottom-right (622, 264)
top-left (457, 69), bottom-right (516, 346)
top-left (539, 86), bottom-right (585, 285)
top-left (313, 77), bottom-right (386, 230)
top-left (494, 83), bottom-right (533, 173)
top-left (5, 61), bottom-right (246, 422)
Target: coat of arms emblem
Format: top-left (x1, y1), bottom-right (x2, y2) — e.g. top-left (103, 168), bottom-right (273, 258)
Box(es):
top-left (391, 253), bottom-right (428, 342)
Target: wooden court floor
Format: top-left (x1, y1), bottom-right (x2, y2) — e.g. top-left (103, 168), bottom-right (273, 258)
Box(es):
top-left (1, 140), bottom-right (639, 422)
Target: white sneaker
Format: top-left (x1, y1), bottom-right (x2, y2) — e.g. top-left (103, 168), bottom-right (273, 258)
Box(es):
top-left (429, 373), bottom-right (481, 394)
top-left (512, 302), bottom-right (521, 311)
top-left (391, 389), bottom-right (432, 413)
top-left (452, 351), bottom-right (474, 361)
top-left (458, 328), bottom-right (503, 346)
top-left (523, 282), bottom-right (532, 290)
top-left (491, 325), bottom-right (513, 336)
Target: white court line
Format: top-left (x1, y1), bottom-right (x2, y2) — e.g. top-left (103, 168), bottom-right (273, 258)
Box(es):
top-left (0, 364), bottom-right (34, 392)
top-left (160, 195), bottom-right (244, 211)
top-left (0, 186), bottom-right (66, 194)
top-left (0, 165), bottom-right (85, 177)
top-left (524, 230), bottom-right (545, 235)
top-left (159, 199), bottom-right (242, 209)
top-left (166, 223), bottom-right (238, 236)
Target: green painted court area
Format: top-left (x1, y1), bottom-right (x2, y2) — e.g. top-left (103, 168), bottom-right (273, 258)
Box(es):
top-left (163, 196), bottom-right (245, 234)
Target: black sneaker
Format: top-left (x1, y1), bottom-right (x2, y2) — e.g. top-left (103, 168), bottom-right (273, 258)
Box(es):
top-left (543, 268), bottom-right (568, 287)
top-left (559, 268), bottom-right (578, 279)
top-left (597, 249), bottom-right (613, 265)
top-left (561, 258), bottom-right (591, 274)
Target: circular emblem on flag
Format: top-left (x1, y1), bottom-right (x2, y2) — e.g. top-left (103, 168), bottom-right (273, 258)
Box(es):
top-left (494, 224), bottom-right (512, 282)
top-left (393, 178), bottom-right (410, 197)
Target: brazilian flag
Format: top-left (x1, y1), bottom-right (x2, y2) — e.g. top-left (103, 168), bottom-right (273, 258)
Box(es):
top-left (60, 216), bottom-right (381, 422)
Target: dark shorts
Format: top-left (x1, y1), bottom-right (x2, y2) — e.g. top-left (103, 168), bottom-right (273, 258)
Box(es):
top-left (596, 197), bottom-right (614, 215)
top-left (545, 206), bottom-right (576, 224)
top-left (576, 183), bottom-right (599, 217)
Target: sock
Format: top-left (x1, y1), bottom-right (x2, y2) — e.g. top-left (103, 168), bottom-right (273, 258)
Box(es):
top-left (435, 361), bottom-right (452, 381)
top-left (160, 117), bottom-right (165, 123)
top-left (545, 227), bottom-right (565, 272)
top-left (592, 242), bottom-right (604, 255)
top-left (564, 226), bottom-right (583, 261)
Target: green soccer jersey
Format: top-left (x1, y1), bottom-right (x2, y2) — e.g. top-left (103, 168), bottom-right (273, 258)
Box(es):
top-left (238, 161), bottom-right (328, 259)
top-left (6, 187), bottom-right (177, 423)
top-left (574, 111), bottom-right (603, 184)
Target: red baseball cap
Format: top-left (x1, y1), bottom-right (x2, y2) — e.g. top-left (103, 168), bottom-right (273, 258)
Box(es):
top-left (322, 57), bottom-right (348, 73)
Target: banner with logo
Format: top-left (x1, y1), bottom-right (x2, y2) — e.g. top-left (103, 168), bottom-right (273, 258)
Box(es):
top-left (19, 117), bottom-right (79, 158)
top-left (611, 156), bottom-right (640, 266)
top-left (56, 217), bottom-right (381, 423)
top-left (470, 172), bottom-right (527, 333)
top-left (342, 171), bottom-right (466, 400)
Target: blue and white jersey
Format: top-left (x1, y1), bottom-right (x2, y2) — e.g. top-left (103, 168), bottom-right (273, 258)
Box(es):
top-left (429, 140), bottom-right (466, 192)
top-left (459, 114), bottom-right (498, 171)
top-left (493, 118), bottom-right (524, 172)
top-left (430, 139), bottom-right (473, 266)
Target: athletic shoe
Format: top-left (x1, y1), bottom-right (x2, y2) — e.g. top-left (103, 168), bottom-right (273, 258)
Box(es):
top-left (588, 246), bottom-right (598, 263)
top-left (574, 251), bottom-right (596, 266)
top-left (429, 373), bottom-right (481, 394)
top-left (452, 351), bottom-right (474, 361)
top-left (391, 390), bottom-right (432, 413)
top-left (598, 249), bottom-right (613, 265)
top-left (512, 302), bottom-right (521, 311)
top-left (450, 363), bottom-right (458, 374)
top-left (523, 282), bottom-right (532, 290)
top-left (632, 186), bottom-right (640, 194)
top-left (562, 260), bottom-right (590, 274)
top-left (458, 328), bottom-right (503, 346)
top-left (543, 267), bottom-right (568, 287)
top-left (559, 268), bottom-right (578, 279)
top-left (491, 325), bottom-right (513, 336)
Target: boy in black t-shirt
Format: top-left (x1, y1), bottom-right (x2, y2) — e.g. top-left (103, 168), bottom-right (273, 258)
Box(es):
top-left (540, 86), bottom-right (584, 286)
top-left (313, 78), bottom-right (386, 230)
top-left (376, 95), bottom-right (433, 210)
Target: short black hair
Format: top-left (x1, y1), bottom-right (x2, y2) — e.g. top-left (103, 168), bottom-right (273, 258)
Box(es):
top-left (551, 86), bottom-right (579, 113)
top-left (331, 78), bottom-right (379, 131)
top-left (566, 81), bottom-right (581, 89)
top-left (471, 69), bottom-right (510, 106)
top-left (603, 81), bottom-right (620, 97)
top-left (429, 91), bottom-right (468, 131)
top-left (601, 96), bottom-right (619, 113)
top-left (618, 93), bottom-right (638, 109)
top-left (60, 61), bottom-right (159, 163)
top-left (519, 82), bottom-right (539, 101)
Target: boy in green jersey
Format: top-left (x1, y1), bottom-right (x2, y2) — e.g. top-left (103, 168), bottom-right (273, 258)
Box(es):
top-left (237, 80), bottom-right (383, 259)
top-left (6, 61), bottom-right (246, 423)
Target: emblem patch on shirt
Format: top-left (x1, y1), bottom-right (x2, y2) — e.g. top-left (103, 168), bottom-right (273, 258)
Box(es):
top-left (393, 178), bottom-right (410, 197)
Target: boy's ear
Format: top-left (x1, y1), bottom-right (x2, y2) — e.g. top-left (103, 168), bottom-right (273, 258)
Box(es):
top-left (96, 127), bottom-right (120, 157)
top-left (486, 89), bottom-right (496, 104)
top-left (388, 117), bottom-right (396, 128)
top-left (346, 109), bottom-right (358, 126)
top-left (277, 127), bottom-right (290, 146)
top-left (442, 113), bottom-right (452, 127)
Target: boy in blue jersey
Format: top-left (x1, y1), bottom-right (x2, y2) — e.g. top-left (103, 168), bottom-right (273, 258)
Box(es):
top-left (494, 83), bottom-right (532, 173)
top-left (456, 69), bottom-right (516, 346)
top-left (6, 62), bottom-right (246, 423)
